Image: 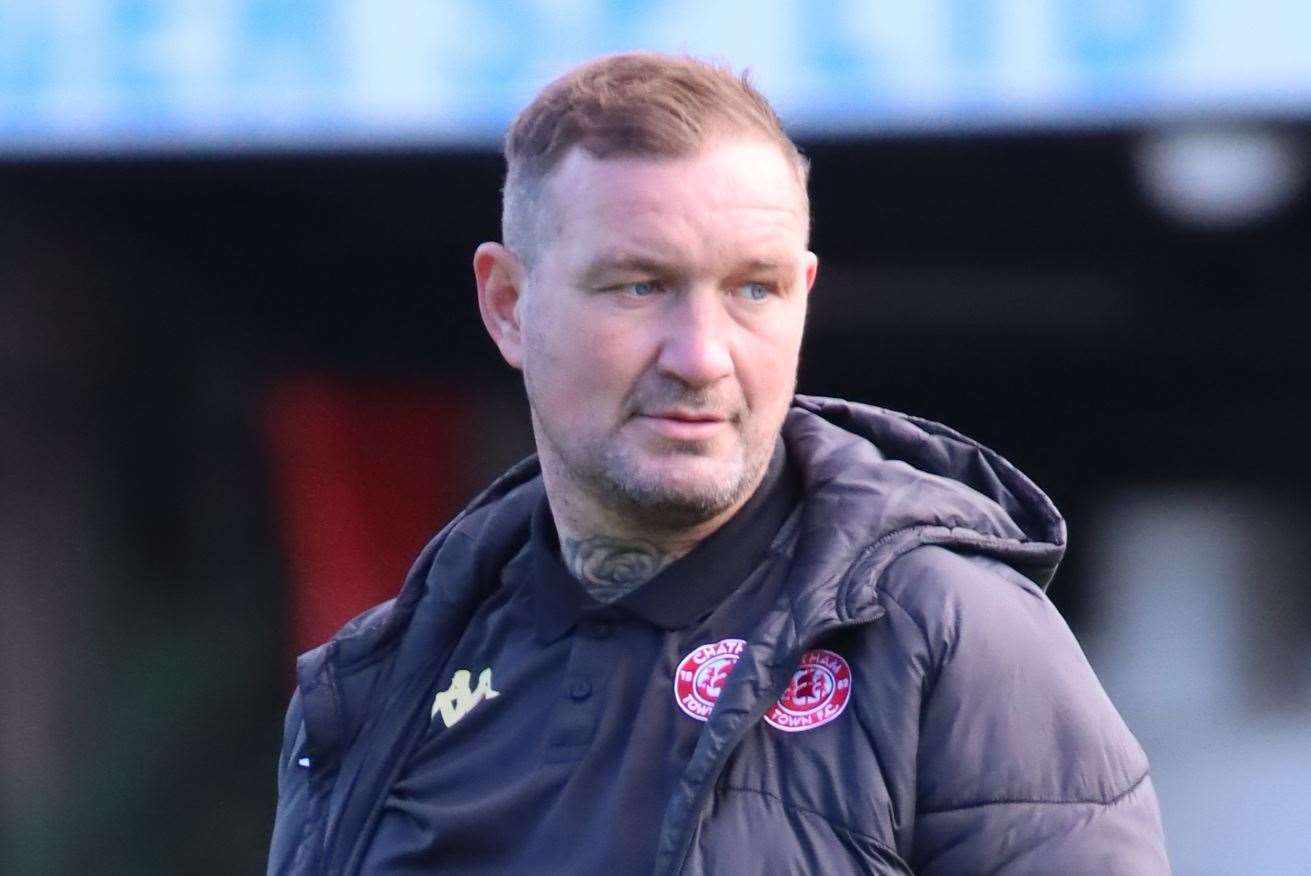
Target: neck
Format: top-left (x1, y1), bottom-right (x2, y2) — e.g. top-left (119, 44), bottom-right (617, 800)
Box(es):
top-left (546, 481), bottom-right (753, 604)
top-left (558, 532), bottom-right (690, 603)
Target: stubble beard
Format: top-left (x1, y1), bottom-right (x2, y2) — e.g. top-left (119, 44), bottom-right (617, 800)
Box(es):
top-left (530, 383), bottom-right (779, 532)
top-left (556, 427), bottom-right (768, 531)
top-left (593, 430), bottom-right (753, 527)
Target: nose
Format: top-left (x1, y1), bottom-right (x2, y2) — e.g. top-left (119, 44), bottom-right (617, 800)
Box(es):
top-left (654, 289), bottom-right (734, 388)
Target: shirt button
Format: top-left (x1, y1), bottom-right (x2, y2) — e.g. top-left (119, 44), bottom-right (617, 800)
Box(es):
top-left (583, 621), bottom-right (614, 639)
top-left (568, 678), bottom-right (592, 701)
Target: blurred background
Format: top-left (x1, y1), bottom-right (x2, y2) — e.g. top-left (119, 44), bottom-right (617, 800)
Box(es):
top-left (2, 1), bottom-right (1309, 873)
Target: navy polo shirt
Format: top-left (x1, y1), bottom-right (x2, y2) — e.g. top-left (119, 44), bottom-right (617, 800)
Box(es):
top-left (363, 443), bottom-right (798, 873)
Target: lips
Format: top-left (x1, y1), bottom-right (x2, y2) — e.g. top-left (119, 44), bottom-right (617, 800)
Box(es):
top-left (642, 410), bottom-right (727, 424)
top-left (635, 410), bottom-right (729, 440)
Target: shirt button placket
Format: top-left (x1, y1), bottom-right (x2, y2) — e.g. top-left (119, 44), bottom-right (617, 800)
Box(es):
top-left (583, 620), bottom-right (614, 640)
top-left (544, 622), bottom-right (615, 759)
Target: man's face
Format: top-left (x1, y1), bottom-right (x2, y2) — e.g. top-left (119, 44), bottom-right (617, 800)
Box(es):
top-left (512, 137), bottom-right (816, 526)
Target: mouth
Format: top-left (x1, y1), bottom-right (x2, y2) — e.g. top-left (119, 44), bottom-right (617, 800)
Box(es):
top-left (644, 408), bottom-right (727, 422)
top-left (634, 410), bottom-right (730, 440)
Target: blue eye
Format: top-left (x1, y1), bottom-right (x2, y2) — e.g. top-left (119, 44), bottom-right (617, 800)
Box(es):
top-left (629, 281), bottom-right (657, 297)
top-left (739, 282), bottom-right (770, 301)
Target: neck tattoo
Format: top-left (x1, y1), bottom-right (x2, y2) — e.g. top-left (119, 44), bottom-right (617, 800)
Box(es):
top-left (561, 535), bottom-right (674, 603)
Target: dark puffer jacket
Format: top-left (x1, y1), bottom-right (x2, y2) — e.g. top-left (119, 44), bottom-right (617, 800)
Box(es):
top-left (268, 396), bottom-right (1170, 875)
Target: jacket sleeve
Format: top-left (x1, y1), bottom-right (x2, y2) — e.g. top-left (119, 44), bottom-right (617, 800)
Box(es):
top-left (879, 546), bottom-right (1170, 875)
top-left (266, 689), bottom-right (312, 876)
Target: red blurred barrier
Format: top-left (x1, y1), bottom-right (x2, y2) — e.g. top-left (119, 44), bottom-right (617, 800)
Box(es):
top-left (261, 374), bottom-right (466, 667)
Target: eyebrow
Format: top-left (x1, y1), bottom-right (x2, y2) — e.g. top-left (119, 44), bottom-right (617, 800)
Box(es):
top-left (581, 254), bottom-right (795, 285)
top-left (579, 255), bottom-right (676, 287)
top-left (733, 258), bottom-right (792, 276)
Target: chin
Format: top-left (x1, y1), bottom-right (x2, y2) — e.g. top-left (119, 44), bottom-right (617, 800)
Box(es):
top-left (605, 452), bottom-right (748, 525)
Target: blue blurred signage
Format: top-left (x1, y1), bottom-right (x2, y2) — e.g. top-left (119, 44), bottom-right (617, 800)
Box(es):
top-left (1, 0), bottom-right (1308, 154)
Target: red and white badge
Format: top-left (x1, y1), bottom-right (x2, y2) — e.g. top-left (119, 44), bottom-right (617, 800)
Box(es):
top-left (674, 639), bottom-right (852, 732)
top-left (674, 638), bottom-right (746, 721)
top-left (763, 648), bottom-right (852, 732)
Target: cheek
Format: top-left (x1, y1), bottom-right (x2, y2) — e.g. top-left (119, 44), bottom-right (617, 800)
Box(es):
top-left (524, 303), bottom-right (641, 404)
top-left (739, 315), bottom-right (805, 404)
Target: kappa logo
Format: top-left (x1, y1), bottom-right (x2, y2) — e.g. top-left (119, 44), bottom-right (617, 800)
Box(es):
top-left (674, 639), bottom-right (851, 732)
top-left (431, 667), bottom-right (500, 728)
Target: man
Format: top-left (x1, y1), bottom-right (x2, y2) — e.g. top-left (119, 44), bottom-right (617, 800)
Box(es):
top-left (268, 53), bottom-right (1169, 874)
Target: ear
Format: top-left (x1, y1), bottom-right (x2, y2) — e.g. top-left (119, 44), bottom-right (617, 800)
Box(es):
top-left (803, 251), bottom-right (819, 292)
top-left (474, 242), bottom-right (526, 370)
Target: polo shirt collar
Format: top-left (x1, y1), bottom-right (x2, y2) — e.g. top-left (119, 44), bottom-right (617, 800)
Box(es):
top-left (528, 440), bottom-right (794, 642)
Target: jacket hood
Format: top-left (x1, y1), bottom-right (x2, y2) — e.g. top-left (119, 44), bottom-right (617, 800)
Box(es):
top-left (777, 395), bottom-right (1066, 640)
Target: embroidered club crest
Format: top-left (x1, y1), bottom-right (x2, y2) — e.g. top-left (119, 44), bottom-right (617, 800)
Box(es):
top-left (763, 648), bottom-right (852, 732)
top-left (674, 638), bottom-right (746, 721)
top-left (674, 640), bottom-right (852, 732)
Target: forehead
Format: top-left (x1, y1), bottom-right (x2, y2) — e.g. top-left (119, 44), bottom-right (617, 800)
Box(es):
top-left (539, 138), bottom-right (810, 269)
